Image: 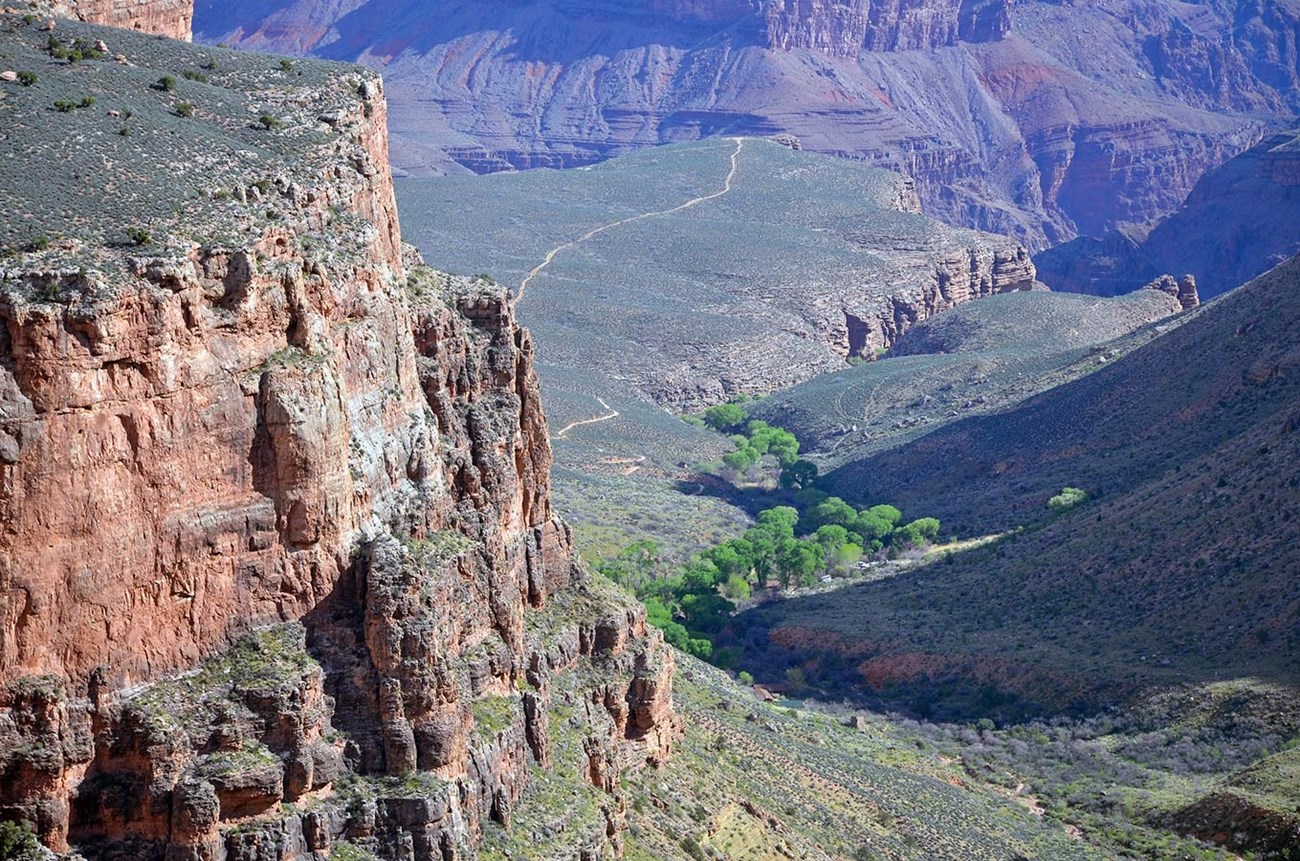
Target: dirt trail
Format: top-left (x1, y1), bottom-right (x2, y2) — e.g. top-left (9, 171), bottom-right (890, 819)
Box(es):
top-left (553, 397), bottom-right (619, 439)
top-left (517, 137), bottom-right (746, 302)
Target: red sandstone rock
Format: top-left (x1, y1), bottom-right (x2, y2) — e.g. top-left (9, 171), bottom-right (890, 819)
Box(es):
top-left (41, 0), bottom-right (192, 40)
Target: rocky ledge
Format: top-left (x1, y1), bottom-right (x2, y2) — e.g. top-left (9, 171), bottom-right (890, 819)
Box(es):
top-left (24, 0), bottom-right (191, 40)
top-left (0, 16), bottom-right (677, 860)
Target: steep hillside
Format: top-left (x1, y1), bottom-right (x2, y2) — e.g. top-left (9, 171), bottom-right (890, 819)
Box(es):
top-left (193, 0), bottom-right (1299, 248)
top-left (1037, 123), bottom-right (1300, 299)
top-left (755, 257), bottom-right (1300, 712)
top-left (0, 17), bottom-right (676, 860)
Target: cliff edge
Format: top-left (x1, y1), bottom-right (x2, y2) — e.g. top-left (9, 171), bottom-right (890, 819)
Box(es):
top-left (26, 0), bottom-right (192, 40)
top-left (0, 15), bottom-right (676, 860)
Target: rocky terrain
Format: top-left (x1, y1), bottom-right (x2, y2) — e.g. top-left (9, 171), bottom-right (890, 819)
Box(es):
top-left (193, 0), bottom-right (1300, 249)
top-left (0, 16), bottom-right (677, 860)
top-left (1036, 122), bottom-right (1300, 299)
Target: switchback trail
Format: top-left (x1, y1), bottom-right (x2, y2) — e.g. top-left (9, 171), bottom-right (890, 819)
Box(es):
top-left (553, 397), bottom-right (619, 439)
top-left (517, 137), bottom-right (746, 303)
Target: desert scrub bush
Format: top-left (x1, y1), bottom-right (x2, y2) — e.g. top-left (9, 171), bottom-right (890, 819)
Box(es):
top-left (279, 59), bottom-right (295, 73)
top-left (126, 226), bottom-right (151, 246)
top-left (17, 71), bottom-right (37, 86)
top-left (1048, 486), bottom-right (1089, 513)
top-left (181, 70), bottom-right (209, 83)
top-left (258, 113), bottom-right (281, 130)
top-left (155, 75), bottom-right (177, 92)
top-left (175, 101), bottom-right (195, 118)
top-left (0, 820), bottom-right (39, 861)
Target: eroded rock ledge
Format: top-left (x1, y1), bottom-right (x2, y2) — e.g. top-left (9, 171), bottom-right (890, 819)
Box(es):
top-left (28, 0), bottom-right (192, 40)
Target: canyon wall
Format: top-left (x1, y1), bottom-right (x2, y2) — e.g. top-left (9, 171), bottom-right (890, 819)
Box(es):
top-left (842, 246), bottom-right (1035, 358)
top-left (195, 0), bottom-right (1300, 250)
top-left (762, 0), bottom-right (1011, 55)
top-left (0, 17), bottom-right (676, 861)
top-left (1035, 124), bottom-right (1300, 298)
top-left (41, 0), bottom-right (192, 39)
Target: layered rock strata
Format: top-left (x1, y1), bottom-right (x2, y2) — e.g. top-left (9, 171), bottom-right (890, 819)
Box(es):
top-left (35, 0), bottom-right (192, 39)
top-left (0, 18), bottom-right (676, 861)
top-left (195, 0), bottom-right (1300, 249)
top-left (1035, 125), bottom-right (1300, 299)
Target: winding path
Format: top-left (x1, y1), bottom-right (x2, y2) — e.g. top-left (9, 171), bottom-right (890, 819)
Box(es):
top-left (553, 397), bottom-right (619, 439)
top-left (517, 137), bottom-right (746, 303)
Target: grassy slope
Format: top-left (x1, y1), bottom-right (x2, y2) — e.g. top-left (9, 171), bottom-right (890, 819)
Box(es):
top-left (620, 657), bottom-right (1110, 861)
top-left (744, 257), bottom-right (1300, 714)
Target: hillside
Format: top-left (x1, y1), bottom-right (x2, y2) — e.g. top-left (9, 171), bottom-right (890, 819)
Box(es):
top-left (747, 257), bottom-right (1300, 714)
top-left (753, 285), bottom-right (1193, 470)
top-left (1036, 123), bottom-right (1300, 299)
top-left (193, 0), bottom-right (1300, 249)
top-left (397, 138), bottom-right (1034, 411)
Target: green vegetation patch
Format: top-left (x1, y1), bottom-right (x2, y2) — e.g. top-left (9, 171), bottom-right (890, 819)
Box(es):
top-left (470, 695), bottom-right (518, 740)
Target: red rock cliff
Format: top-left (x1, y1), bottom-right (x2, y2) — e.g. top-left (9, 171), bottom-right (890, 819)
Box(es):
top-left (41, 0), bottom-right (193, 39)
top-left (0, 18), bottom-right (676, 860)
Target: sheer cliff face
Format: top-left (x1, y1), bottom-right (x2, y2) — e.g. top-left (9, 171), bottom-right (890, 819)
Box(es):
top-left (762, 0), bottom-right (1011, 54)
top-left (0, 18), bottom-right (675, 860)
top-left (43, 0), bottom-right (193, 39)
top-left (195, 0), bottom-right (1299, 250)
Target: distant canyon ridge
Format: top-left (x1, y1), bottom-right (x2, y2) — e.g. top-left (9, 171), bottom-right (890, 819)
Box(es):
top-left (195, 0), bottom-right (1300, 250)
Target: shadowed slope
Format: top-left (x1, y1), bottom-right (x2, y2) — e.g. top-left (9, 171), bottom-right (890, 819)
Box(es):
top-left (743, 257), bottom-right (1300, 715)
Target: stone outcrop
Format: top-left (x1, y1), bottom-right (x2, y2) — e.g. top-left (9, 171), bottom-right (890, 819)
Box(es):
top-left (195, 0), bottom-right (1300, 250)
top-left (0, 19), bottom-right (676, 861)
top-left (36, 0), bottom-right (192, 39)
top-left (1141, 273), bottom-right (1199, 311)
top-left (842, 246), bottom-right (1036, 357)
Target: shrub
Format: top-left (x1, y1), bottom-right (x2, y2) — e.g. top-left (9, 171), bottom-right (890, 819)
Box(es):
top-left (1048, 486), bottom-right (1089, 514)
top-left (175, 101), bottom-right (195, 118)
top-left (17, 71), bottom-right (37, 86)
top-left (258, 113), bottom-right (281, 130)
top-left (79, 96), bottom-right (95, 108)
top-left (181, 70), bottom-right (208, 83)
top-left (53, 99), bottom-right (77, 113)
top-left (279, 59), bottom-right (295, 72)
top-left (23, 235), bottom-right (49, 252)
top-left (0, 820), bottom-right (39, 860)
top-left (156, 75), bottom-right (176, 92)
top-left (126, 226), bottom-right (151, 246)
top-left (894, 517), bottom-right (941, 548)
